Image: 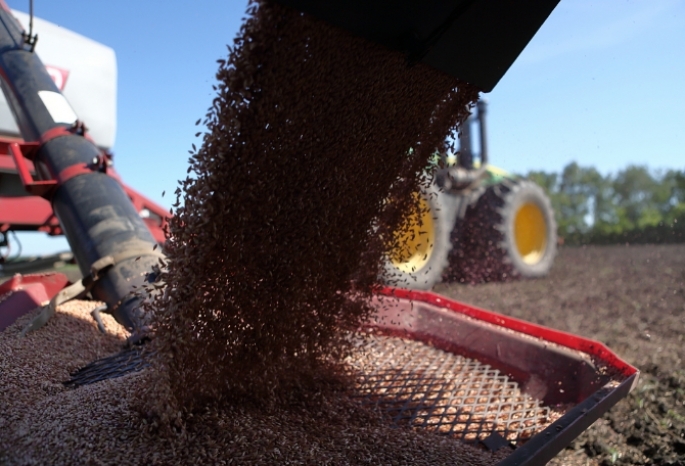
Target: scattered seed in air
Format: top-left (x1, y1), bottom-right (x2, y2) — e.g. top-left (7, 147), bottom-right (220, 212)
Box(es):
top-left (148, 0), bottom-right (477, 414)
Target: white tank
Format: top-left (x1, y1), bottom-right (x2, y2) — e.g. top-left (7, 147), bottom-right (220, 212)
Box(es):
top-left (0, 11), bottom-right (117, 150)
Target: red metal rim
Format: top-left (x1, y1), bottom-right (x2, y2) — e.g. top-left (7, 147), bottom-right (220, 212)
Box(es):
top-left (377, 286), bottom-right (637, 379)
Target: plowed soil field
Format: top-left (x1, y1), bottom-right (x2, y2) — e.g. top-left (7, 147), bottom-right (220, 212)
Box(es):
top-left (435, 244), bottom-right (685, 465)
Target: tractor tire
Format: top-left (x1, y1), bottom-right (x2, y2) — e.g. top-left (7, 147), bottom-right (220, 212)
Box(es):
top-left (446, 179), bottom-right (557, 284)
top-left (380, 186), bottom-right (453, 290)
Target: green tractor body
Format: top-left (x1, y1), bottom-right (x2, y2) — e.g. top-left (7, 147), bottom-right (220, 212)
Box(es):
top-left (384, 101), bottom-right (558, 289)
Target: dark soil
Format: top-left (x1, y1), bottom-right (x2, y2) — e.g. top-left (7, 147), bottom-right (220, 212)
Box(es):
top-left (435, 244), bottom-right (685, 465)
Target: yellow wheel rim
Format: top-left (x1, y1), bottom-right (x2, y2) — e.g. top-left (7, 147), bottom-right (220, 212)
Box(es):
top-left (389, 195), bottom-right (435, 273)
top-left (514, 202), bottom-right (547, 264)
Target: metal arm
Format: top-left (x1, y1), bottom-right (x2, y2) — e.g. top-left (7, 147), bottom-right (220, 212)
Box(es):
top-left (0, 6), bottom-right (162, 334)
top-left (476, 99), bottom-right (488, 167)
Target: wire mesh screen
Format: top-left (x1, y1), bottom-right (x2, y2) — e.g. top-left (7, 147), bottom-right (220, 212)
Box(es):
top-left (65, 333), bottom-right (560, 447)
top-left (346, 335), bottom-right (556, 445)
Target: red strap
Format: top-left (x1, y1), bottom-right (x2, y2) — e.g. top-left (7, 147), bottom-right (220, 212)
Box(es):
top-left (57, 162), bottom-right (95, 185)
top-left (40, 126), bottom-right (73, 144)
top-left (41, 124), bottom-right (97, 146)
top-left (41, 125), bottom-right (104, 185)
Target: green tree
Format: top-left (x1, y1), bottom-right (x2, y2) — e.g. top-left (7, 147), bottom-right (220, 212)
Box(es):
top-left (555, 162), bottom-right (607, 237)
top-left (605, 166), bottom-right (670, 230)
top-left (526, 164), bottom-right (685, 244)
top-left (527, 163), bottom-right (607, 238)
top-left (662, 169), bottom-right (685, 224)
top-left (527, 170), bottom-right (557, 195)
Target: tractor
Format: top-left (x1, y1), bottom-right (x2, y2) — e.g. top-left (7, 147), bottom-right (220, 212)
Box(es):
top-left (383, 100), bottom-right (558, 290)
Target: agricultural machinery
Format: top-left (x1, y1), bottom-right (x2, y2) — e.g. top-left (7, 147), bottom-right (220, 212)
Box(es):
top-left (0, 2), bottom-right (637, 465)
top-left (383, 100), bottom-right (558, 290)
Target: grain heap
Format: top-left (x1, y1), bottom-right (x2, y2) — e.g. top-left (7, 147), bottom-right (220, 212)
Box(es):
top-left (0, 301), bottom-right (510, 465)
top-left (149, 0), bottom-right (479, 411)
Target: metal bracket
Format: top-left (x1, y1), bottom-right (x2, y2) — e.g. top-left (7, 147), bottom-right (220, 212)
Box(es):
top-left (21, 30), bottom-right (37, 52)
top-left (7, 124), bottom-right (106, 198)
top-left (7, 141), bottom-right (57, 197)
top-left (90, 304), bottom-right (107, 334)
top-left (21, 0), bottom-right (38, 52)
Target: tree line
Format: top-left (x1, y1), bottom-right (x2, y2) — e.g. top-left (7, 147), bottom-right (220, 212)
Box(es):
top-left (526, 163), bottom-right (685, 245)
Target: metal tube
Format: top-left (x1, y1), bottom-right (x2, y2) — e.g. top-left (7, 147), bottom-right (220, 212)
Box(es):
top-left (458, 114), bottom-right (473, 169)
top-left (476, 99), bottom-right (488, 166)
top-left (0, 7), bottom-right (162, 332)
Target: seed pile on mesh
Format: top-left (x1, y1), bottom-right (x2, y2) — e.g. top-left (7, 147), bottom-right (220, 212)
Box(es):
top-left (0, 301), bottom-right (509, 465)
top-left (346, 335), bottom-right (565, 444)
top-left (149, 0), bottom-right (478, 411)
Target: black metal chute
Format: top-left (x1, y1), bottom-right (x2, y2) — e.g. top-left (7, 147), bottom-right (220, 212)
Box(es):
top-left (273, 0), bottom-right (560, 92)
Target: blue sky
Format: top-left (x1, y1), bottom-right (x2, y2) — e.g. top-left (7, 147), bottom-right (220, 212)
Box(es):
top-left (6, 0), bottom-right (685, 255)
top-left (488, 0), bottom-right (684, 177)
